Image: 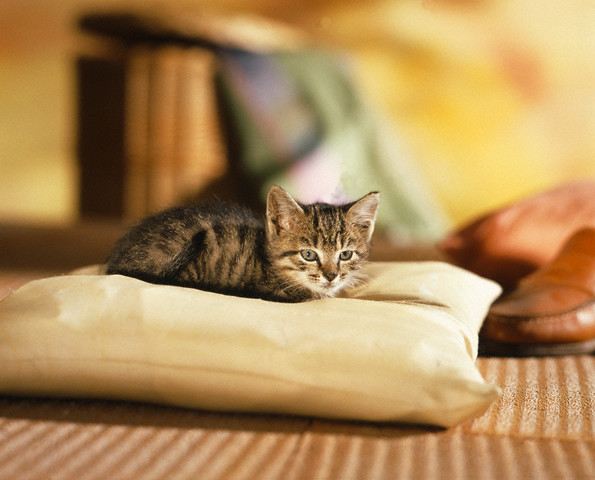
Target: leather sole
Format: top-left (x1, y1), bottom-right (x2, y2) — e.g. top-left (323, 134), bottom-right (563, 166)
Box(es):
top-left (479, 337), bottom-right (595, 357)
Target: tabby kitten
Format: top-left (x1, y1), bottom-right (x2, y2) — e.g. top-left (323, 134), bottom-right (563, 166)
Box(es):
top-left (106, 186), bottom-right (379, 302)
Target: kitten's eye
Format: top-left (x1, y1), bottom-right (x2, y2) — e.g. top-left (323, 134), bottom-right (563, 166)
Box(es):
top-left (300, 249), bottom-right (318, 261)
top-left (339, 250), bottom-right (353, 261)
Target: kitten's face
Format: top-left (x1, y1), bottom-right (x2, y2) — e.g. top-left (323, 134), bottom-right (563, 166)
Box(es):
top-left (266, 186), bottom-right (379, 300)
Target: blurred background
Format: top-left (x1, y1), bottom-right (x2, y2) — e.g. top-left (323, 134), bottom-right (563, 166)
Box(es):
top-left (2, 0), bottom-right (595, 230)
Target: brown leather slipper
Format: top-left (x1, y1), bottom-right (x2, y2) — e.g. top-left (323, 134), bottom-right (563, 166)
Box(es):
top-left (480, 228), bottom-right (595, 357)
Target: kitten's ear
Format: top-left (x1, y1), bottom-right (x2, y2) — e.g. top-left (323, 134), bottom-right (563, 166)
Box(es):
top-left (346, 192), bottom-right (379, 241)
top-left (266, 186), bottom-right (305, 236)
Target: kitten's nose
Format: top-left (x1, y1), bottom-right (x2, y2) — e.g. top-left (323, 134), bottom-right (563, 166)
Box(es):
top-left (323, 271), bottom-right (338, 282)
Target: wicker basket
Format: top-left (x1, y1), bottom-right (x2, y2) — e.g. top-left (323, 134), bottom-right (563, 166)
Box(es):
top-left (76, 8), bottom-right (304, 219)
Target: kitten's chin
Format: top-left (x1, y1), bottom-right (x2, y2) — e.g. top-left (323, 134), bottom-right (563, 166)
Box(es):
top-left (314, 273), bottom-right (366, 299)
top-left (308, 272), bottom-right (368, 299)
top-left (307, 281), bottom-right (346, 299)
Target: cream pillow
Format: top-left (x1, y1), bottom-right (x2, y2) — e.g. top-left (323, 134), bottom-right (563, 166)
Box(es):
top-left (0, 262), bottom-right (500, 428)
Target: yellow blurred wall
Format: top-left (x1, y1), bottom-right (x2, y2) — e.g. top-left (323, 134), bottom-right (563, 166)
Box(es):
top-left (1, 0), bottom-right (594, 226)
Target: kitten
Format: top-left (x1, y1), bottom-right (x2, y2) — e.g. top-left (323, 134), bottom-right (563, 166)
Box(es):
top-left (105, 186), bottom-right (379, 302)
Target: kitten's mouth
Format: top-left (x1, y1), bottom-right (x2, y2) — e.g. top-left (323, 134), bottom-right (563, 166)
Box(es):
top-left (312, 279), bottom-right (343, 296)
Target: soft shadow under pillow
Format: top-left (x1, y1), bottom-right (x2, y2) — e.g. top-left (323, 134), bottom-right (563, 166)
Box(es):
top-left (0, 262), bottom-right (500, 427)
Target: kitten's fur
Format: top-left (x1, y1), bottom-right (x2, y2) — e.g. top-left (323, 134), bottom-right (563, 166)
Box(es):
top-left (106, 186), bottom-right (379, 302)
